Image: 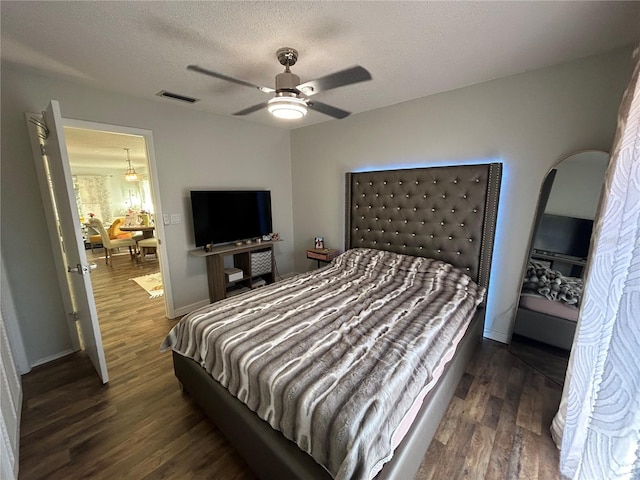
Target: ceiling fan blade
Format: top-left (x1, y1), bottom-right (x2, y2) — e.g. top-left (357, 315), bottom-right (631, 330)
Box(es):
top-left (297, 66), bottom-right (371, 96)
top-left (233, 102), bottom-right (269, 116)
top-left (187, 65), bottom-right (274, 93)
top-left (307, 101), bottom-right (351, 119)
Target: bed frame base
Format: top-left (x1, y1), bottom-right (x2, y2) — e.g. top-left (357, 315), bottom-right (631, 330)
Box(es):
top-left (513, 306), bottom-right (576, 350)
top-left (173, 308), bottom-right (484, 480)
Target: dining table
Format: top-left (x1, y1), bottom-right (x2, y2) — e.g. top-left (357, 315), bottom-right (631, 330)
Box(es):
top-left (119, 225), bottom-right (155, 239)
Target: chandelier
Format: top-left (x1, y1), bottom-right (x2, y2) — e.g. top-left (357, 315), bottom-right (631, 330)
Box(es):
top-left (123, 148), bottom-right (139, 182)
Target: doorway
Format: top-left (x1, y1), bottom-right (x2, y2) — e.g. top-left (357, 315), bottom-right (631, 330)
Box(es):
top-left (61, 118), bottom-right (173, 320)
top-left (60, 121), bottom-right (176, 381)
top-left (26, 104), bottom-right (175, 382)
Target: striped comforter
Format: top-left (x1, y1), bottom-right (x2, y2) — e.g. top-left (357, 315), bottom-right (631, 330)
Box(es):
top-left (161, 248), bottom-right (485, 479)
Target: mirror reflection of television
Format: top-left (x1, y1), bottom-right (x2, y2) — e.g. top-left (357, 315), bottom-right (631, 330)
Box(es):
top-left (190, 190), bottom-right (272, 247)
top-left (533, 213), bottom-right (593, 259)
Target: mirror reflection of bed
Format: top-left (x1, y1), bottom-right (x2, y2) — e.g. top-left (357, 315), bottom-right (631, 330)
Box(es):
top-left (510, 150), bottom-right (609, 385)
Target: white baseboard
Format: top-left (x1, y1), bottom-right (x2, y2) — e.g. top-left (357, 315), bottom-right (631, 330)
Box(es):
top-left (277, 271), bottom-right (299, 281)
top-left (173, 273), bottom-right (301, 317)
top-left (483, 328), bottom-right (509, 344)
top-left (173, 300), bottom-right (210, 318)
top-left (30, 349), bottom-right (75, 368)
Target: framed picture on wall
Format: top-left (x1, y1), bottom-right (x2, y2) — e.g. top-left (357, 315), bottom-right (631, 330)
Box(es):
top-left (314, 237), bottom-right (324, 249)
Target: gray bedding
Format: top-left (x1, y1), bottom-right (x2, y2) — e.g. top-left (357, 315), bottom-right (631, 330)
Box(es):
top-left (522, 260), bottom-right (583, 306)
top-left (161, 248), bottom-right (485, 480)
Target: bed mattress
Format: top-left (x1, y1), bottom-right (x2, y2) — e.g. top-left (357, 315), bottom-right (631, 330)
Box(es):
top-left (162, 248), bottom-right (485, 480)
top-left (519, 293), bottom-right (579, 322)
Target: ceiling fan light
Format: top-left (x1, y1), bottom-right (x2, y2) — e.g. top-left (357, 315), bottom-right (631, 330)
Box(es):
top-left (267, 96), bottom-right (307, 120)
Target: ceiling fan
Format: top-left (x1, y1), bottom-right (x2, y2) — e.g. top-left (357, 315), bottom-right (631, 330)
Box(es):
top-left (187, 47), bottom-right (372, 120)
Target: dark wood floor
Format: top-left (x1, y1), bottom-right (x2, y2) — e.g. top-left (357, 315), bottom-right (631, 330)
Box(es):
top-left (19, 251), bottom-right (563, 479)
top-left (509, 334), bottom-right (570, 386)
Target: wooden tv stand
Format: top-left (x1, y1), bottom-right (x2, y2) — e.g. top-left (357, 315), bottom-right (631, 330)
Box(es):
top-left (191, 240), bottom-right (279, 303)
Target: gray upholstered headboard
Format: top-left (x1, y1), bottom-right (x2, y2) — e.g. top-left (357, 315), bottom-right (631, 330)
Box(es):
top-left (345, 163), bottom-right (501, 290)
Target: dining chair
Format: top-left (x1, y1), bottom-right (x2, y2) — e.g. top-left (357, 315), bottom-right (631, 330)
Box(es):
top-left (87, 217), bottom-right (132, 251)
top-left (137, 237), bottom-right (158, 261)
top-left (88, 217), bottom-right (137, 265)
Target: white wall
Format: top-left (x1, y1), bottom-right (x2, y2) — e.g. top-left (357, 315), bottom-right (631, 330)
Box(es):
top-left (290, 49), bottom-right (633, 343)
top-left (1, 48), bottom-right (632, 365)
top-left (545, 152), bottom-right (610, 220)
top-left (1, 64), bottom-right (293, 366)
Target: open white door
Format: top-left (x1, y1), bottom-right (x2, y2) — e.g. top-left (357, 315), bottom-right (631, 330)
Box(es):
top-left (25, 101), bottom-right (108, 383)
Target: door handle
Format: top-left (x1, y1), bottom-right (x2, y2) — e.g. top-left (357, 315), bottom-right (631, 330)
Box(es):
top-left (67, 263), bottom-right (97, 275)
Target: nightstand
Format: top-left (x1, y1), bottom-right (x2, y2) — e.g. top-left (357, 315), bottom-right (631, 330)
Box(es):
top-left (306, 248), bottom-right (339, 268)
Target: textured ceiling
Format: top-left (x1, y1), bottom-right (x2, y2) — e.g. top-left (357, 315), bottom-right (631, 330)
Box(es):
top-left (2, 1), bottom-right (639, 133)
top-left (64, 128), bottom-right (148, 173)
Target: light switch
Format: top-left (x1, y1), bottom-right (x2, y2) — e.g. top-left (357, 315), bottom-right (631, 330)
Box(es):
top-left (171, 213), bottom-right (182, 224)
top-left (162, 214), bottom-right (170, 225)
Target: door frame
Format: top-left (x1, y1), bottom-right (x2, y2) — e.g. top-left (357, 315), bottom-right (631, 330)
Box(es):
top-left (63, 118), bottom-right (175, 318)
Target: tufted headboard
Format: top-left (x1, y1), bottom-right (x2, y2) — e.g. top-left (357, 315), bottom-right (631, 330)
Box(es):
top-left (345, 163), bottom-right (501, 290)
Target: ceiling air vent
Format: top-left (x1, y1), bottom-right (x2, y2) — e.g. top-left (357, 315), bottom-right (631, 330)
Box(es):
top-left (156, 90), bottom-right (199, 104)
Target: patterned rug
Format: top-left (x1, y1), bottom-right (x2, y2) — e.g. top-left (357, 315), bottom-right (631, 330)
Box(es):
top-left (131, 272), bottom-right (164, 298)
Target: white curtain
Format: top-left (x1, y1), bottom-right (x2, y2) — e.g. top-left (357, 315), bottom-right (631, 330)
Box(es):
top-left (75, 175), bottom-right (113, 222)
top-left (551, 47), bottom-right (640, 479)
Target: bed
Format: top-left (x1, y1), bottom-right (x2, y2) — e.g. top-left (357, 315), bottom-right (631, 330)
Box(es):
top-left (163, 163), bottom-right (502, 480)
top-left (513, 260), bottom-right (582, 350)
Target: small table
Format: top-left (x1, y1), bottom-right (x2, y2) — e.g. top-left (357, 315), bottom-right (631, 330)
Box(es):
top-left (306, 248), bottom-right (339, 268)
top-left (119, 225), bottom-right (155, 239)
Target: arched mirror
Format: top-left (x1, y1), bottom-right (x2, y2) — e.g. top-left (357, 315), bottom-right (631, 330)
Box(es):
top-left (510, 150), bottom-right (610, 385)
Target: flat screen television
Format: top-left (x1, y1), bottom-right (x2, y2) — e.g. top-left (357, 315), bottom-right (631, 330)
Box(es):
top-left (190, 190), bottom-right (272, 247)
top-left (533, 213), bottom-right (593, 259)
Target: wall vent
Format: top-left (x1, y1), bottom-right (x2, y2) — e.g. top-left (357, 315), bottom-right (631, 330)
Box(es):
top-left (156, 90), bottom-right (199, 104)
